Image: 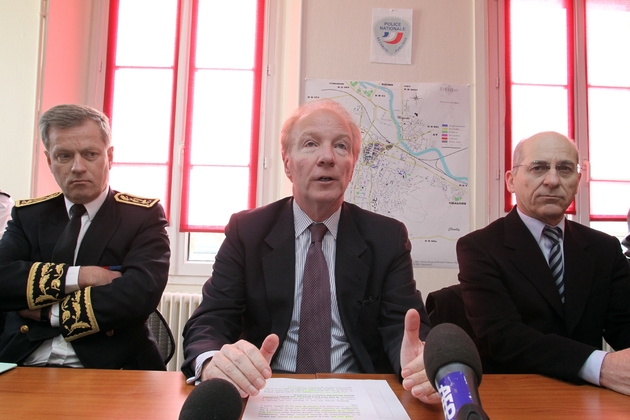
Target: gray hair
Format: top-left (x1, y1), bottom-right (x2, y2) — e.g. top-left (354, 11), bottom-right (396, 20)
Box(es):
top-left (512, 138), bottom-right (527, 170)
top-left (39, 104), bottom-right (112, 150)
top-left (280, 99), bottom-right (362, 162)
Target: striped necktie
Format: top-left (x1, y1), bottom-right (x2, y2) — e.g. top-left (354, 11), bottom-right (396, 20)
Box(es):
top-left (543, 225), bottom-right (564, 303)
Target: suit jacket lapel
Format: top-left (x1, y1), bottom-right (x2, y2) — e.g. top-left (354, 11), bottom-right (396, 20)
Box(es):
top-left (262, 199), bottom-right (299, 341)
top-left (334, 203), bottom-right (369, 333)
top-left (76, 190), bottom-right (120, 265)
top-left (562, 221), bottom-right (593, 335)
top-left (40, 196), bottom-right (69, 260)
top-left (504, 209), bottom-right (565, 318)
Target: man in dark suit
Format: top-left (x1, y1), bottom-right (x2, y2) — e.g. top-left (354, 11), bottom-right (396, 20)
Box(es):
top-left (623, 209), bottom-right (630, 265)
top-left (182, 99), bottom-right (439, 404)
top-left (457, 131), bottom-right (630, 395)
top-left (0, 104), bottom-right (170, 370)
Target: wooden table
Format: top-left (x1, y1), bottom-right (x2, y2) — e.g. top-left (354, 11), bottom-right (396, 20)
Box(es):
top-left (1, 367), bottom-right (629, 419)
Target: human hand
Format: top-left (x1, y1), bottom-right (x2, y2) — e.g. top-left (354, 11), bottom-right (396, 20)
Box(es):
top-left (18, 307), bottom-right (48, 322)
top-left (400, 309), bottom-right (441, 404)
top-left (600, 348), bottom-right (630, 396)
top-left (77, 266), bottom-right (122, 288)
top-left (201, 334), bottom-right (280, 398)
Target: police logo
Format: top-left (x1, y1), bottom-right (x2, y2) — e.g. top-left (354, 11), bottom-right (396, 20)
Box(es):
top-left (373, 17), bottom-right (410, 56)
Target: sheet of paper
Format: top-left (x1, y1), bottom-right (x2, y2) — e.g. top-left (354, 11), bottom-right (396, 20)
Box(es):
top-left (0, 362), bottom-right (17, 374)
top-left (242, 378), bottom-right (410, 419)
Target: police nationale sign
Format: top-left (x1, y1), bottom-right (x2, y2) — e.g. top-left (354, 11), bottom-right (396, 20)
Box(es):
top-left (371, 8), bottom-right (412, 65)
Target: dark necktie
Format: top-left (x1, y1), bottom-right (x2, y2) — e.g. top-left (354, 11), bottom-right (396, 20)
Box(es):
top-left (52, 204), bottom-right (87, 265)
top-left (543, 226), bottom-right (564, 303)
top-left (295, 223), bottom-right (331, 373)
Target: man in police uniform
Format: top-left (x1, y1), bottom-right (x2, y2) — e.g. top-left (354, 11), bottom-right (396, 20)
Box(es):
top-left (0, 104), bottom-right (170, 369)
top-left (0, 189), bottom-right (12, 238)
top-left (0, 189), bottom-right (11, 337)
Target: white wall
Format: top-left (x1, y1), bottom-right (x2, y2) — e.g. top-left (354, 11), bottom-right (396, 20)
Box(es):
top-left (297, 0), bottom-right (489, 298)
top-left (0, 0), bottom-right (108, 199)
top-left (0, 1), bottom-right (40, 200)
top-left (34, 0), bottom-right (109, 197)
top-left (0, 0), bottom-right (491, 300)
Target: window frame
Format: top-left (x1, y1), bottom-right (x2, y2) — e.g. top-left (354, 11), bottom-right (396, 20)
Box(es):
top-left (179, 0), bottom-right (265, 233)
top-left (488, 0), bottom-right (629, 229)
top-left (502, 0), bottom-right (578, 215)
top-left (102, 0), bottom-right (273, 282)
top-left (102, 0), bottom-right (183, 223)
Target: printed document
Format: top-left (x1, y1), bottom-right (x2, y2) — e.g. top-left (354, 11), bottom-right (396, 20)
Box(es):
top-left (242, 378), bottom-right (410, 419)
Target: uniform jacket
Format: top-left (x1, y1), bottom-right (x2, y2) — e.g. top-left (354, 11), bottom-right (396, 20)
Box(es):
top-left (622, 209), bottom-right (630, 264)
top-left (181, 197), bottom-right (430, 377)
top-left (456, 207), bottom-right (630, 383)
top-left (0, 189), bottom-right (170, 369)
top-left (0, 189), bottom-right (12, 237)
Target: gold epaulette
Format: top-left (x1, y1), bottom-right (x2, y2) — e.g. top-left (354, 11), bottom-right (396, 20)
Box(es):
top-left (15, 192), bottom-right (62, 207)
top-left (114, 192), bottom-right (159, 208)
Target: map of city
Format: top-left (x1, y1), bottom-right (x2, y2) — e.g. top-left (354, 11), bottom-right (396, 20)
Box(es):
top-left (304, 80), bottom-right (470, 268)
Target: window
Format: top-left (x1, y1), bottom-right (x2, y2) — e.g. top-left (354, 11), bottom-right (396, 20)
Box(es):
top-left (104, 0), bottom-right (178, 217)
top-left (500, 0), bottom-right (630, 238)
top-left (103, 0), bottom-right (265, 264)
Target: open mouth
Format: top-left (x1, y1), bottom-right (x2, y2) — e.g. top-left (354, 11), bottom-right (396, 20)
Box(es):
top-left (318, 177), bottom-right (333, 182)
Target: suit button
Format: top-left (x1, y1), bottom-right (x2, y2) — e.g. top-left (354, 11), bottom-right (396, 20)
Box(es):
top-left (20, 325), bottom-right (29, 334)
top-left (106, 330), bottom-right (114, 337)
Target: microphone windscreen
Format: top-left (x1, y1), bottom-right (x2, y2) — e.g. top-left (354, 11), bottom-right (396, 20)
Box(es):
top-left (179, 378), bottom-right (242, 420)
top-left (423, 323), bottom-right (483, 388)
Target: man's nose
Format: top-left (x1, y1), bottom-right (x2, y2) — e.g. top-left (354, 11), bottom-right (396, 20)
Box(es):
top-left (317, 144), bottom-right (335, 165)
top-left (543, 167), bottom-right (561, 186)
top-left (71, 156), bottom-right (87, 172)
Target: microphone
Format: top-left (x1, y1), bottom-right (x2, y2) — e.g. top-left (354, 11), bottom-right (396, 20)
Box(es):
top-left (423, 323), bottom-right (490, 420)
top-left (179, 378), bottom-right (243, 420)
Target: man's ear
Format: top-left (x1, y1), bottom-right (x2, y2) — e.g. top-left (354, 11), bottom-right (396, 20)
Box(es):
top-left (505, 170), bottom-right (515, 193)
top-left (282, 154), bottom-right (291, 179)
top-left (44, 151), bottom-right (52, 168)
top-left (107, 146), bottom-right (114, 169)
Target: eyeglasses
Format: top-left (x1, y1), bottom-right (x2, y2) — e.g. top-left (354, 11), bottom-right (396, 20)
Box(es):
top-left (512, 161), bottom-right (580, 178)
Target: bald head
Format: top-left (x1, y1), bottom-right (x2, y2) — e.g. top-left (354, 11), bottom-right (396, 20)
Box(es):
top-left (512, 131), bottom-right (579, 171)
top-left (507, 131), bottom-right (581, 226)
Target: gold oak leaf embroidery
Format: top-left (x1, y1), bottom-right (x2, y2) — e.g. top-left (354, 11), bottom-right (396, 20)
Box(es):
top-left (67, 299), bottom-right (90, 334)
top-left (61, 288), bottom-right (99, 341)
top-left (34, 263), bottom-right (64, 305)
top-left (38, 263), bottom-right (52, 295)
top-left (61, 306), bottom-right (71, 324)
top-left (50, 265), bottom-right (63, 291)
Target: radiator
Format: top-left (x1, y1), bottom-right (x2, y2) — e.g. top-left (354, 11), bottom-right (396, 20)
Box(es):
top-left (157, 292), bottom-right (203, 371)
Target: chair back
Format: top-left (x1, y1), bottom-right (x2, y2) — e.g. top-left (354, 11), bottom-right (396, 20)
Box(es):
top-left (148, 309), bottom-right (175, 365)
top-left (425, 284), bottom-right (475, 340)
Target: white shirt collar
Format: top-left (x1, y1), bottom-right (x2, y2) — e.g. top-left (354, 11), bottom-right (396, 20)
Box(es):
top-left (63, 187), bottom-right (109, 220)
top-left (516, 206), bottom-right (565, 242)
top-left (292, 199), bottom-right (341, 240)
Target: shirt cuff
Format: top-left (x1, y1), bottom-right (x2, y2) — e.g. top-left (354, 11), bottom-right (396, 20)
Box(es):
top-left (186, 350), bottom-right (218, 385)
top-left (578, 350), bottom-right (607, 386)
top-left (50, 303), bottom-right (60, 327)
top-left (65, 266), bottom-right (80, 293)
